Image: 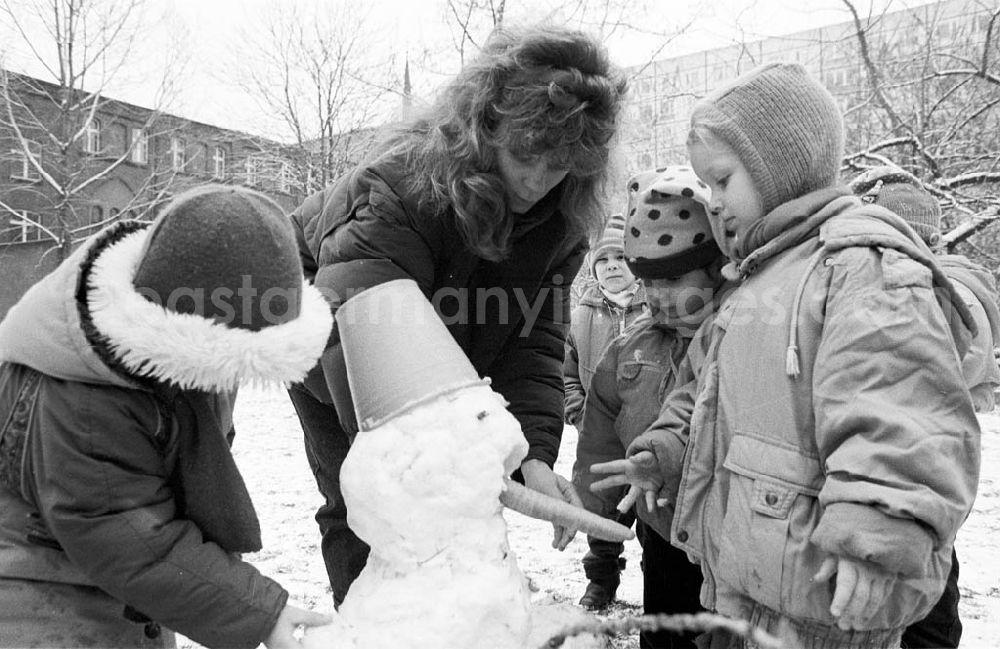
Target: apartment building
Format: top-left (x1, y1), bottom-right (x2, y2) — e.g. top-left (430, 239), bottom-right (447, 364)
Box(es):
top-left (619, 0), bottom-right (995, 175)
top-left (0, 71), bottom-right (305, 317)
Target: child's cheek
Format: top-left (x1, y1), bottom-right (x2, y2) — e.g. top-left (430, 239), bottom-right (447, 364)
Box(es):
top-left (707, 213), bottom-right (727, 243)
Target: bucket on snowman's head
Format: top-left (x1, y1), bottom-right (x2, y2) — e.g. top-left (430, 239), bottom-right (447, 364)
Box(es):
top-left (335, 278), bottom-right (490, 432)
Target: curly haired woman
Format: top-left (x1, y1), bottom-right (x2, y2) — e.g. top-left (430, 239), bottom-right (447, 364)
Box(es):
top-left (288, 24), bottom-right (628, 605)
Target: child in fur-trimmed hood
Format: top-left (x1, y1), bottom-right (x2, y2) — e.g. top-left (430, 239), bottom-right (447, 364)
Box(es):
top-left (0, 186), bottom-right (332, 649)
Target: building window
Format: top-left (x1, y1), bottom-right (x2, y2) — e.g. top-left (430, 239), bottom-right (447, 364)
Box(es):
top-left (130, 129), bottom-right (148, 165)
top-left (659, 98), bottom-right (674, 120)
top-left (825, 69), bottom-right (847, 89)
top-left (245, 156), bottom-right (262, 186)
top-left (10, 143), bottom-right (41, 181)
top-left (3, 210), bottom-right (44, 244)
top-left (278, 161), bottom-right (293, 193)
top-left (85, 118), bottom-right (101, 154)
top-left (213, 146), bottom-right (226, 179)
top-left (170, 137), bottom-right (186, 172)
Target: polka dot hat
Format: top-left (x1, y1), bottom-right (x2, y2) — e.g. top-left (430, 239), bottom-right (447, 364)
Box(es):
top-left (624, 165), bottom-right (722, 279)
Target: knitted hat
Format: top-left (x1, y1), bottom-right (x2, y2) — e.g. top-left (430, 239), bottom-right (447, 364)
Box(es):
top-left (849, 165), bottom-right (942, 245)
top-left (86, 184), bottom-right (333, 391)
top-left (134, 185), bottom-right (301, 331)
top-left (590, 212), bottom-right (627, 276)
top-left (624, 166), bottom-right (721, 278)
top-left (689, 62), bottom-right (845, 215)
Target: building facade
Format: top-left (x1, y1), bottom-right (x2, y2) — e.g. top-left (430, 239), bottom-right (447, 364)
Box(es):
top-left (0, 72), bottom-right (306, 318)
top-left (618, 0), bottom-right (996, 175)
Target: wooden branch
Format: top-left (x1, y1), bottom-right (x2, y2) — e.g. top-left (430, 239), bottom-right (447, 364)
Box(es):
top-left (943, 212), bottom-right (1000, 247)
top-left (980, 7), bottom-right (1000, 74)
top-left (938, 171), bottom-right (1000, 189)
top-left (841, 0), bottom-right (905, 132)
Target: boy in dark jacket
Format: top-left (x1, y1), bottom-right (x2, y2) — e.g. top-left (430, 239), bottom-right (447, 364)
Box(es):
top-left (574, 166), bottom-right (728, 647)
top-left (0, 186), bottom-right (332, 648)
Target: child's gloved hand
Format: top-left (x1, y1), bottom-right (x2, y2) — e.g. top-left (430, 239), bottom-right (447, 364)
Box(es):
top-left (264, 603), bottom-right (332, 649)
top-left (813, 555), bottom-right (896, 630)
top-left (589, 451), bottom-right (668, 514)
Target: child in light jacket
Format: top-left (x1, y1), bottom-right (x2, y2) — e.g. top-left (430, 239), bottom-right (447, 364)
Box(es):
top-left (592, 63), bottom-right (981, 649)
top-left (564, 212), bottom-right (647, 609)
top-left (851, 164), bottom-right (999, 649)
top-left (564, 213), bottom-right (647, 427)
top-left (573, 166), bottom-right (730, 648)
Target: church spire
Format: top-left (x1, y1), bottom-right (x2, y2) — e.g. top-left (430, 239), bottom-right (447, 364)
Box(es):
top-left (402, 56), bottom-right (413, 119)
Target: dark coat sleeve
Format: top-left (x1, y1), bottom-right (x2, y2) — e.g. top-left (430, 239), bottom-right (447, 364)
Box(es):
top-left (27, 380), bottom-right (286, 649)
top-left (291, 169), bottom-right (441, 428)
top-left (486, 241), bottom-right (587, 467)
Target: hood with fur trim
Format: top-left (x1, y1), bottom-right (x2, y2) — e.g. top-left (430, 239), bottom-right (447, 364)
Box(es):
top-left (0, 221), bottom-right (332, 392)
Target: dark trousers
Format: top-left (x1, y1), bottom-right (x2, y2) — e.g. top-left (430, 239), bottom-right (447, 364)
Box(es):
top-left (636, 519), bottom-right (705, 649)
top-left (901, 548), bottom-right (962, 649)
top-left (287, 383), bottom-right (369, 607)
top-left (581, 509), bottom-right (634, 584)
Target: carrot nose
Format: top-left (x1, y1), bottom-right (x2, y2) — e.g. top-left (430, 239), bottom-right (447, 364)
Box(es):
top-left (499, 479), bottom-right (635, 543)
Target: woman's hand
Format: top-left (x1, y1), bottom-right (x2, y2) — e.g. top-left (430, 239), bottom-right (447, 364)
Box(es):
top-left (589, 451), bottom-right (668, 514)
top-left (264, 603), bottom-right (332, 649)
top-left (813, 556), bottom-right (896, 630)
top-left (520, 458), bottom-right (583, 550)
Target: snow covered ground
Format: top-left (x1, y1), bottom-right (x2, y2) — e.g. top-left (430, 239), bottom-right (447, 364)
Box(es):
top-left (182, 387), bottom-right (1000, 648)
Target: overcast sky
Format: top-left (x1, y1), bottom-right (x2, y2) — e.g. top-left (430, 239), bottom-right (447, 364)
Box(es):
top-left (1, 0), bottom-right (940, 139)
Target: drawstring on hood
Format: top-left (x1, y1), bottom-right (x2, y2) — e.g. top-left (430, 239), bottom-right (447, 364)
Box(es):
top-left (784, 251), bottom-right (826, 377)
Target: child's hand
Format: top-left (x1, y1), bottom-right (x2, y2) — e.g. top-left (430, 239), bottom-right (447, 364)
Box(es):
top-left (813, 556), bottom-right (896, 630)
top-left (521, 459), bottom-right (583, 551)
top-left (264, 604), bottom-right (332, 649)
top-left (590, 451), bottom-right (667, 514)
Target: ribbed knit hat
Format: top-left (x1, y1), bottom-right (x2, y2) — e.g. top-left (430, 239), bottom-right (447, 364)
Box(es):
top-left (849, 165), bottom-right (942, 245)
top-left (624, 166), bottom-right (721, 279)
top-left (590, 213), bottom-right (627, 276)
top-left (689, 62), bottom-right (845, 215)
top-left (134, 185), bottom-right (302, 331)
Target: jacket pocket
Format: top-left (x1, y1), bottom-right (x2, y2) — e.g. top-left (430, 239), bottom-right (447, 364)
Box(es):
top-left (715, 434), bottom-right (825, 614)
top-left (616, 360), bottom-right (669, 429)
top-left (617, 360), bottom-right (667, 392)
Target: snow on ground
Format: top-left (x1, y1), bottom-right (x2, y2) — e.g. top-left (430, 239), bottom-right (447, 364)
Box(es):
top-left (182, 387), bottom-right (1000, 648)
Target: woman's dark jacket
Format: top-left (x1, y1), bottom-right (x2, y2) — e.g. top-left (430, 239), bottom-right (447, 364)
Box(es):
top-left (291, 151), bottom-right (587, 465)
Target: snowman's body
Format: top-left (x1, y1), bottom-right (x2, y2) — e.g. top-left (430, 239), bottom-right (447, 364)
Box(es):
top-left (337, 385), bottom-right (533, 648)
top-left (302, 384), bottom-right (607, 649)
top-left (305, 385), bottom-right (532, 648)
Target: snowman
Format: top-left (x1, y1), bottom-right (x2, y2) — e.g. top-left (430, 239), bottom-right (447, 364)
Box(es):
top-left (303, 279), bottom-right (632, 649)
